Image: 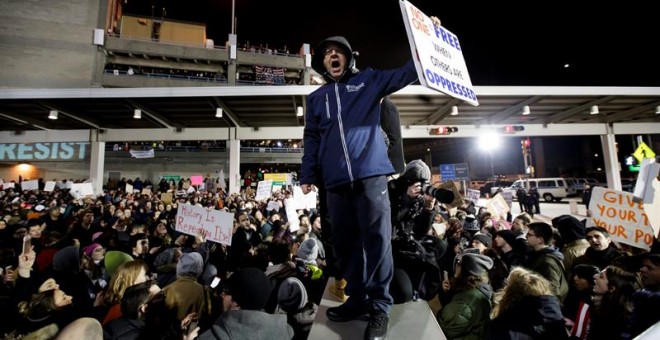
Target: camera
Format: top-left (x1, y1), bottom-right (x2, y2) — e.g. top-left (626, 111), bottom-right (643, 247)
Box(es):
top-left (421, 184), bottom-right (454, 204)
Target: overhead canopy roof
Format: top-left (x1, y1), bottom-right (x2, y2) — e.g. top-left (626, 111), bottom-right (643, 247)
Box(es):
top-left (1, 85), bottom-right (659, 140)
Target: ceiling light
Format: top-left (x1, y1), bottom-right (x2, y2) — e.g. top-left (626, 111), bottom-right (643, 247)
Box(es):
top-left (450, 106), bottom-right (458, 116)
top-left (522, 106), bottom-right (530, 115)
top-left (48, 110), bottom-right (58, 120)
top-left (590, 105), bottom-right (599, 115)
top-left (656, 105), bottom-right (660, 114)
top-left (296, 106), bottom-right (304, 117)
top-left (133, 109), bottom-right (141, 119)
top-left (215, 108), bottom-right (223, 118)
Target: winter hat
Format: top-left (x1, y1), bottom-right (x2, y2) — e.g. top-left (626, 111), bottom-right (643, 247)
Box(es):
top-left (496, 230), bottom-right (518, 248)
top-left (83, 243), bottom-right (102, 258)
top-left (297, 238), bottom-right (319, 264)
top-left (554, 215), bottom-right (586, 243)
top-left (463, 218), bottom-right (480, 232)
top-left (459, 253), bottom-right (493, 277)
top-left (104, 250), bottom-right (133, 278)
top-left (471, 232), bottom-right (492, 248)
top-left (226, 267), bottom-right (272, 310)
top-left (91, 232), bottom-right (104, 242)
top-left (176, 252), bottom-right (204, 278)
top-left (401, 159), bottom-right (431, 185)
top-left (153, 248), bottom-right (176, 268)
top-left (277, 277), bottom-right (308, 312)
top-left (311, 36), bottom-right (355, 75)
top-left (53, 246), bottom-right (81, 273)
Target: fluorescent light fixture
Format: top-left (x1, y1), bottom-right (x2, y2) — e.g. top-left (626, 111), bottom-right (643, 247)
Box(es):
top-left (133, 109), bottom-right (141, 119)
top-left (590, 105), bottom-right (599, 115)
top-left (215, 108), bottom-right (223, 118)
top-left (296, 106), bottom-right (304, 117)
top-left (522, 105), bottom-right (531, 115)
top-left (48, 110), bottom-right (58, 120)
top-left (450, 106), bottom-right (458, 116)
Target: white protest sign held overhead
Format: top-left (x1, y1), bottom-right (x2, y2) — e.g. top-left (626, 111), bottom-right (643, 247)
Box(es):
top-left (400, 0), bottom-right (478, 106)
top-left (587, 186), bottom-right (655, 250)
top-left (21, 180), bottom-right (39, 191)
top-left (43, 181), bottom-right (56, 192)
top-left (255, 180), bottom-right (273, 201)
top-left (175, 204), bottom-right (233, 246)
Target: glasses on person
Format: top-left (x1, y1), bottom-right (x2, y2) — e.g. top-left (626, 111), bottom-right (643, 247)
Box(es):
top-left (323, 48), bottom-right (345, 56)
top-left (526, 233), bottom-right (537, 238)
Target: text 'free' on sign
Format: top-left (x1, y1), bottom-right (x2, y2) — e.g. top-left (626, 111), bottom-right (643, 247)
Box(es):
top-left (400, 0), bottom-right (478, 106)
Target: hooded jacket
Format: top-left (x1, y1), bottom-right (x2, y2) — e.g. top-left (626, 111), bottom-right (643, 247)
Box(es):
top-left (485, 295), bottom-right (568, 340)
top-left (526, 247), bottom-right (569, 302)
top-left (301, 36), bottom-right (418, 189)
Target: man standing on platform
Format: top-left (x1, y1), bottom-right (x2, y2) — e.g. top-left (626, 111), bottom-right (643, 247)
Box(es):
top-left (300, 33), bottom-right (418, 340)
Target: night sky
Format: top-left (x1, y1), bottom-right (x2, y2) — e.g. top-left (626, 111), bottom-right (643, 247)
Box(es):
top-left (124, 0), bottom-right (660, 86)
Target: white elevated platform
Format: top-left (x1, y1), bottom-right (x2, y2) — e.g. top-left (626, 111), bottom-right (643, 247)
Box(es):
top-left (308, 278), bottom-right (447, 340)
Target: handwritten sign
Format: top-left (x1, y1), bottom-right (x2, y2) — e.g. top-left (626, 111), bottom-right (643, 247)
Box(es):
top-left (587, 187), bottom-right (654, 250)
top-left (22, 180), bottom-right (39, 191)
top-left (467, 189), bottom-right (480, 204)
top-left (175, 204), bottom-right (233, 246)
top-left (400, 0), bottom-right (477, 105)
top-left (255, 180), bottom-right (273, 201)
top-left (70, 183), bottom-right (94, 200)
top-left (190, 175), bottom-right (204, 186)
top-left (486, 193), bottom-right (510, 221)
top-left (43, 181), bottom-right (56, 192)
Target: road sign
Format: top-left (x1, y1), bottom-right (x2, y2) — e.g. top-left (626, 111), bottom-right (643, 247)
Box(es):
top-left (633, 141), bottom-right (656, 164)
top-left (439, 163), bottom-right (470, 181)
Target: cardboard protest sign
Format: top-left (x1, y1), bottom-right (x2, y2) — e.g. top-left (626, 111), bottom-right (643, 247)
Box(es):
top-left (467, 189), bottom-right (480, 204)
top-left (141, 188), bottom-right (152, 196)
top-left (21, 180), bottom-right (38, 191)
top-left (125, 183), bottom-right (133, 193)
top-left (43, 181), bottom-right (56, 192)
top-left (486, 193), bottom-right (510, 221)
top-left (400, 0), bottom-right (477, 106)
top-left (642, 178), bottom-right (660, 237)
top-left (255, 180), bottom-right (273, 201)
top-left (292, 185), bottom-right (318, 210)
top-left (587, 186), bottom-right (655, 250)
top-left (175, 204), bottom-right (233, 246)
top-left (160, 192), bottom-right (173, 205)
top-left (70, 183), bottom-right (94, 200)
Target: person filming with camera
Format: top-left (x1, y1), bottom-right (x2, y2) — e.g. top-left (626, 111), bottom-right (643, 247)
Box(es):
top-left (389, 160), bottom-right (454, 302)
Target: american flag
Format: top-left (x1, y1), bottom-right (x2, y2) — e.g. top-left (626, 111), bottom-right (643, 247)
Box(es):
top-left (255, 65), bottom-right (285, 85)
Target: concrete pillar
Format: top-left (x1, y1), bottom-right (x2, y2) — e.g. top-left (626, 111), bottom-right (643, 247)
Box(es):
top-left (228, 138), bottom-right (241, 194)
top-left (600, 130), bottom-right (622, 191)
top-left (89, 140), bottom-right (105, 195)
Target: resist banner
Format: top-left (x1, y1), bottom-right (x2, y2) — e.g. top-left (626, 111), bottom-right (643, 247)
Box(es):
top-left (587, 187), bottom-right (655, 250)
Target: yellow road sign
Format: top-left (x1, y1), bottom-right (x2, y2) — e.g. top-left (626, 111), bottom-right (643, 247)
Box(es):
top-left (633, 141), bottom-right (656, 164)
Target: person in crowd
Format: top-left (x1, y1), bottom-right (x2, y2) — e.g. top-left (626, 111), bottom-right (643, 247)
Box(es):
top-left (628, 241), bottom-right (660, 338)
top-left (437, 252), bottom-right (493, 340)
top-left (162, 251), bottom-right (210, 322)
top-left (524, 222), bottom-right (569, 303)
top-left (102, 279), bottom-right (161, 339)
top-left (198, 267), bottom-right (293, 340)
top-left (573, 226), bottom-right (626, 270)
top-left (563, 263), bottom-right (599, 317)
top-left (15, 278), bottom-right (75, 336)
top-left (589, 265), bottom-right (642, 340)
top-left (299, 29), bottom-right (418, 340)
top-left (553, 215), bottom-right (590, 276)
top-left (99, 259), bottom-right (150, 326)
top-left (485, 267), bottom-right (568, 339)
top-left (275, 276), bottom-right (318, 340)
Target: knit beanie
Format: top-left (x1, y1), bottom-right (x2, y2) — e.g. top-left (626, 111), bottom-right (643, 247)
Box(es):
top-left (53, 246), bottom-right (80, 273)
top-left (153, 248), bottom-right (176, 268)
top-left (104, 250), bottom-right (133, 278)
top-left (176, 252), bottom-right (204, 278)
top-left (83, 243), bottom-right (102, 258)
top-left (297, 238), bottom-right (319, 264)
top-left (401, 159), bottom-right (431, 184)
top-left (460, 253), bottom-right (493, 277)
top-left (555, 215), bottom-right (586, 243)
top-left (277, 277), bottom-right (308, 312)
top-left (227, 267), bottom-right (272, 310)
top-left (496, 230), bottom-right (518, 248)
top-left (471, 232), bottom-right (492, 248)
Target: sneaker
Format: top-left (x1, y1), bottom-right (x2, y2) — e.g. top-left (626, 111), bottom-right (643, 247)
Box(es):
top-left (328, 278), bottom-right (349, 302)
top-left (364, 310), bottom-right (389, 340)
top-left (326, 301), bottom-right (369, 322)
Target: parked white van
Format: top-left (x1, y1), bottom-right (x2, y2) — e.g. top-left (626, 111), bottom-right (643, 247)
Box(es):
top-left (507, 177), bottom-right (577, 202)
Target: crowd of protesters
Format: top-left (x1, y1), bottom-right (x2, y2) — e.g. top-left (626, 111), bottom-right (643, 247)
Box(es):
top-left (0, 173), bottom-right (659, 340)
